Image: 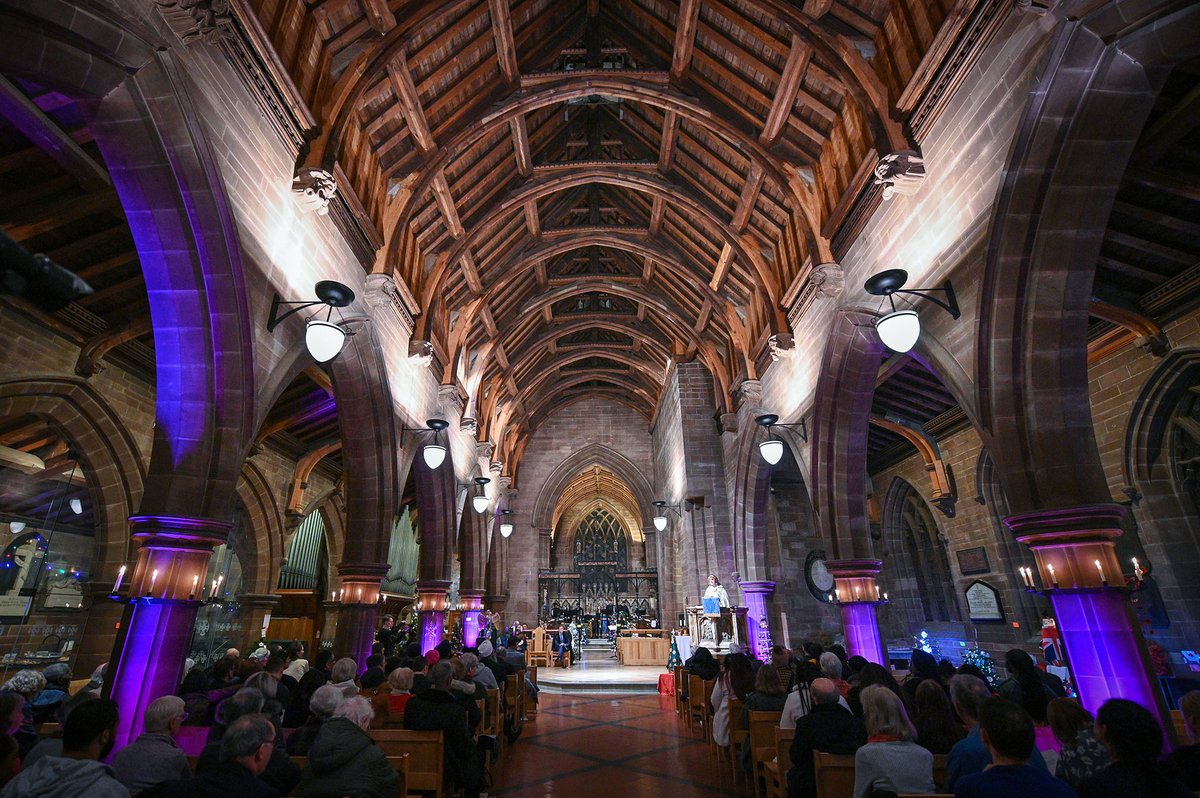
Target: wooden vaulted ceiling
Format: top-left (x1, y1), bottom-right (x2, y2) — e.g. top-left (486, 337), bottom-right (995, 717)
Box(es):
top-left (258, 0), bottom-right (958, 472)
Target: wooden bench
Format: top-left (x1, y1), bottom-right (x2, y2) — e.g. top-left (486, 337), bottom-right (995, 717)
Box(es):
top-left (762, 726), bottom-right (794, 798)
top-left (1170, 708), bottom-right (1190, 742)
top-left (747, 709), bottom-right (783, 798)
top-left (725, 697), bottom-right (746, 777)
top-left (813, 751), bottom-right (856, 798)
top-left (686, 674), bottom-right (708, 735)
top-left (369, 728), bottom-right (444, 798)
top-left (287, 753), bottom-right (408, 797)
top-left (932, 753), bottom-right (948, 789)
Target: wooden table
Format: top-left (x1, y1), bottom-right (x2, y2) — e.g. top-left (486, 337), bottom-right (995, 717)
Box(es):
top-left (616, 629), bottom-right (670, 666)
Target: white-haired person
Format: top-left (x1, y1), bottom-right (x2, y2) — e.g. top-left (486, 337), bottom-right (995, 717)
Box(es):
top-left (853, 683), bottom-right (935, 798)
top-left (295, 696), bottom-right (400, 798)
top-left (330, 657), bottom-right (359, 697)
top-left (286, 683), bottom-right (343, 756)
top-left (111, 695), bottom-right (191, 794)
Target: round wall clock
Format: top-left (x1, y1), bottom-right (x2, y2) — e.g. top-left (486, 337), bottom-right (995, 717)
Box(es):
top-left (805, 550), bottom-right (835, 602)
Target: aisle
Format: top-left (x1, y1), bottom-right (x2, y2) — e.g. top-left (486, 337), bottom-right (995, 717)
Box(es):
top-left (491, 693), bottom-right (736, 797)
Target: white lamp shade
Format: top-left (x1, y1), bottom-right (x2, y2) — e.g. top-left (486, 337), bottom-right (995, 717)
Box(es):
top-left (653, 515), bottom-right (668, 532)
top-left (875, 309), bottom-right (921, 353)
top-left (759, 438), bottom-right (785, 465)
top-left (9, 521), bottom-right (26, 534)
top-left (69, 498), bottom-right (83, 515)
top-left (500, 522), bottom-right (514, 538)
top-left (472, 494), bottom-right (490, 514)
top-left (422, 443), bottom-right (447, 470)
top-left (305, 319), bottom-right (347, 362)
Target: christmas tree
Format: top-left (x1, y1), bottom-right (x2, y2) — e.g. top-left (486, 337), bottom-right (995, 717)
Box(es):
top-left (667, 634), bottom-right (682, 670)
top-left (962, 646), bottom-right (999, 690)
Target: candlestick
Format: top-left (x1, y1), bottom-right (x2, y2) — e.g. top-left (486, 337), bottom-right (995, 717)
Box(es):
top-left (1095, 559), bottom-right (1107, 586)
top-left (1132, 557), bottom-right (1144, 582)
top-left (209, 580), bottom-right (217, 599)
top-left (854, 586), bottom-right (861, 600)
top-left (1047, 563), bottom-right (1058, 588)
top-left (834, 588), bottom-right (840, 602)
top-left (148, 569), bottom-right (158, 597)
top-left (882, 592), bottom-right (888, 601)
top-left (189, 574), bottom-right (199, 600)
top-left (216, 574), bottom-right (224, 596)
top-left (112, 565), bottom-right (126, 594)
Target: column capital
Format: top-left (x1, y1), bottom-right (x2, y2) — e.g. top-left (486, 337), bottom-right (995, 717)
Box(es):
top-left (734, 379), bottom-right (763, 410)
top-left (238, 593), bottom-right (281, 611)
top-left (827, 560), bottom-right (883, 604)
top-left (1008, 504), bottom-right (1127, 592)
top-left (336, 562), bottom-right (390, 581)
top-left (128, 515), bottom-right (231, 547)
top-left (739, 580), bottom-right (776, 596)
top-left (825, 559), bottom-right (883, 578)
top-left (1005, 503), bottom-right (1125, 544)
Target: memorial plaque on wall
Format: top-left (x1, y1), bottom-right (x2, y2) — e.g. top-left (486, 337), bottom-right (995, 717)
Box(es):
top-left (965, 580), bottom-right (1004, 622)
top-left (956, 546), bottom-right (990, 575)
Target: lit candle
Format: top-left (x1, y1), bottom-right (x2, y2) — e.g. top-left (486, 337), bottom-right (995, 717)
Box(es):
top-left (1047, 563), bottom-right (1059, 588)
top-left (834, 588), bottom-right (840, 602)
top-left (882, 592), bottom-right (888, 601)
top-left (338, 588), bottom-right (343, 601)
top-left (1132, 557), bottom-right (1144, 582)
top-left (356, 587), bottom-right (362, 602)
top-left (112, 565), bottom-right (126, 594)
top-left (875, 584), bottom-right (881, 600)
top-left (148, 569), bottom-right (158, 596)
top-left (190, 574), bottom-right (199, 600)
top-left (210, 579), bottom-right (217, 599)
top-left (854, 586), bottom-right (861, 600)
top-left (216, 575), bottom-right (224, 596)
top-left (1095, 559), bottom-right (1107, 585)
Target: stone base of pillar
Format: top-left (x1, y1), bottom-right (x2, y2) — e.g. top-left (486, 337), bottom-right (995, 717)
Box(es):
top-left (416, 580), bottom-right (451, 654)
top-left (238, 592), bottom-right (281, 651)
top-left (740, 581), bottom-right (775, 661)
top-left (827, 559), bottom-right (887, 666)
top-left (460, 590), bottom-right (487, 648)
top-left (333, 602), bottom-right (379, 670)
top-left (105, 598), bottom-right (201, 746)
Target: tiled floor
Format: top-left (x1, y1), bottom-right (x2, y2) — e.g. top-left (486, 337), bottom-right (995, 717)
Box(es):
top-left (491, 693), bottom-right (739, 797)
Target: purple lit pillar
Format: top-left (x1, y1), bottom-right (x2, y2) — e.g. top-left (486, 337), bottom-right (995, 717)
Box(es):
top-left (416, 580), bottom-right (451, 654)
top-left (740, 581), bottom-right (775, 661)
top-left (332, 563), bottom-right (387, 670)
top-left (1008, 506), bottom-right (1169, 729)
top-left (827, 559), bottom-right (887, 666)
top-left (460, 590), bottom-right (486, 648)
top-left (104, 515), bottom-right (229, 746)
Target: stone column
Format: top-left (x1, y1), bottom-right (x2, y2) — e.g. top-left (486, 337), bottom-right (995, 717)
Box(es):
top-left (827, 559), bottom-right (887, 666)
top-left (74, 582), bottom-right (128, 679)
top-left (239, 593), bottom-right (281, 650)
top-left (459, 589), bottom-right (487, 647)
top-left (105, 515), bottom-right (228, 745)
top-left (415, 579), bottom-right (451, 654)
top-left (740, 580), bottom-right (776, 661)
top-left (332, 562), bottom-right (388, 669)
top-left (318, 600), bottom-right (340, 654)
top-left (1007, 505), bottom-right (1168, 725)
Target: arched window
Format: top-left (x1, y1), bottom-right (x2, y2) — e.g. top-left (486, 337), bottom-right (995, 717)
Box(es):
top-left (882, 478), bottom-right (960, 626)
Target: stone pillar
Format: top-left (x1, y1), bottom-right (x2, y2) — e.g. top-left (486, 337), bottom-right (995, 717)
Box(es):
top-left (460, 589), bottom-right (487, 648)
top-left (740, 580), bottom-right (776, 661)
top-left (239, 593), bottom-right (280, 650)
top-left (1008, 505), bottom-right (1168, 724)
top-left (332, 563), bottom-right (387, 669)
top-left (486, 594), bottom-right (508, 622)
top-left (318, 600), bottom-right (340, 654)
top-left (74, 582), bottom-right (127, 679)
top-left (105, 515), bottom-right (228, 745)
top-left (827, 559), bottom-right (887, 666)
top-left (416, 579), bottom-right (451, 654)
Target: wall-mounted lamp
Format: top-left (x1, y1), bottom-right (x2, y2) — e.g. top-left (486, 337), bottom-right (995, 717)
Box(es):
top-left (403, 419), bottom-right (451, 470)
top-left (267, 280), bottom-right (356, 362)
top-left (864, 269), bottom-right (960, 353)
top-left (755, 413), bottom-right (807, 465)
top-left (69, 498), bottom-right (83, 515)
top-left (471, 476), bottom-right (491, 514)
top-left (652, 500), bottom-right (682, 531)
top-left (498, 508), bottom-right (514, 538)
top-left (8, 521), bottom-right (26, 535)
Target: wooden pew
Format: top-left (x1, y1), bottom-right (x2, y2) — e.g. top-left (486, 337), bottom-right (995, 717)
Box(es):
top-left (289, 753), bottom-right (408, 796)
top-left (726, 697), bottom-right (746, 778)
top-left (673, 666), bottom-right (686, 717)
top-left (1170, 708), bottom-right (1189, 742)
top-left (764, 726), bottom-right (794, 798)
top-left (526, 665), bottom-right (538, 719)
top-left (747, 709), bottom-right (783, 798)
top-left (812, 751), bottom-right (856, 798)
top-left (686, 675), bottom-right (708, 736)
top-left (931, 754), bottom-right (948, 789)
top-left (369, 729), bottom-right (444, 798)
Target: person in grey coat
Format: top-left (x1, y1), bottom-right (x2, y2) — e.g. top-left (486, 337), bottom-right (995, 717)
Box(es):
top-left (1, 698), bottom-right (129, 798)
top-left (296, 696), bottom-right (399, 798)
top-left (111, 695), bottom-right (192, 794)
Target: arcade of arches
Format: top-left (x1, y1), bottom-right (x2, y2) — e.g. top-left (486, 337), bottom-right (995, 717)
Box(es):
top-left (0, 0), bottom-right (1198, 750)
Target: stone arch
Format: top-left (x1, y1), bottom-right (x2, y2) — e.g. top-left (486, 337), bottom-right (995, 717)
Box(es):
top-left (1122, 347), bottom-right (1200, 647)
top-left (530, 444), bottom-right (656, 534)
top-left (880, 476), bottom-right (960, 630)
top-left (975, 448), bottom-right (1043, 634)
top-left (234, 460), bottom-right (286, 594)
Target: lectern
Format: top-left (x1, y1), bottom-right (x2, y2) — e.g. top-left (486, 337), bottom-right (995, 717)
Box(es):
top-left (685, 604), bottom-right (749, 652)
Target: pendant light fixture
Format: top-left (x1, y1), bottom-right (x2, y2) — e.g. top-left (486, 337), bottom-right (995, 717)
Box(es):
top-left (754, 414), bottom-right (807, 466)
top-left (471, 476), bottom-right (491, 514)
top-left (8, 521), bottom-right (26, 534)
top-left (652, 500), bottom-right (681, 531)
top-left (498, 508), bottom-right (514, 538)
top-left (267, 280), bottom-right (356, 363)
top-left (403, 419), bottom-right (451, 470)
top-left (863, 269), bottom-right (960, 353)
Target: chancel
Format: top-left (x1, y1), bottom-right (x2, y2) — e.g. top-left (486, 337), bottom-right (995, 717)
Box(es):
top-left (0, 1), bottom-right (1198, 797)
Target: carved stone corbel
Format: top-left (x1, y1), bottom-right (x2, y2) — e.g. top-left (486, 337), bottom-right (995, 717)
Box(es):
top-left (1014, 0), bottom-right (1057, 14)
top-left (874, 151), bottom-right (926, 200)
top-left (734, 379), bottom-right (763, 411)
top-left (408, 340), bottom-right (433, 367)
top-left (476, 441), bottom-right (495, 461)
top-left (768, 333), bottom-right (796, 362)
top-left (292, 167), bottom-right (337, 215)
top-left (811, 262), bottom-right (845, 298)
top-left (154, 0), bottom-right (233, 44)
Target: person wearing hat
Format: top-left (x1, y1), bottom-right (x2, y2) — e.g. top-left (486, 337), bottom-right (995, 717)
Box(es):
top-left (31, 664), bottom-right (72, 724)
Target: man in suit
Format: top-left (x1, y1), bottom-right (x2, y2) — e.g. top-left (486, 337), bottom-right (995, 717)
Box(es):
top-left (787, 678), bottom-right (867, 798)
top-left (553, 627), bottom-right (572, 667)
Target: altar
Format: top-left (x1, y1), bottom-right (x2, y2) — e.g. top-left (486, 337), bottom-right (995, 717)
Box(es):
top-left (615, 627), bottom-right (670, 666)
top-left (685, 605), bottom-right (749, 652)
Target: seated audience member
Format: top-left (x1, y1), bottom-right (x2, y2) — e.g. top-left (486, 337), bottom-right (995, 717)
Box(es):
top-left (296, 696), bottom-right (399, 798)
top-left (447, 658), bottom-right (484, 731)
top-left (462, 654), bottom-right (497, 692)
top-left (997, 649), bottom-right (1056, 724)
top-left (111, 695), bottom-right (191, 794)
top-left (711, 653), bottom-right (755, 748)
top-left (819, 652), bottom-right (851, 697)
top-left (179, 667), bottom-right (216, 725)
top-left (1047, 698), bottom-right (1110, 789)
top-left (914, 679), bottom-right (966, 755)
top-left (286, 684), bottom-right (342, 756)
top-left (0, 734), bottom-right (18, 789)
top-left (288, 650), bottom-right (333, 727)
top-left (404, 661), bottom-right (485, 798)
top-left (0, 698), bottom-right (126, 798)
top-left (22, 692), bottom-right (96, 767)
top-left (477, 641), bottom-right (514, 682)
top-left (1078, 699), bottom-right (1191, 798)
top-left (0, 672), bottom-right (42, 757)
top-left (241, 672), bottom-right (285, 732)
top-left (30, 664), bottom-right (71, 724)
top-left (261, 655), bottom-right (291, 709)
top-left (770, 645), bottom-right (794, 693)
top-left (385, 668), bottom-right (415, 716)
top-left (151, 715), bottom-right (279, 798)
top-left (854, 683), bottom-right (935, 798)
top-left (684, 645), bottom-right (720, 682)
top-left (741, 664), bottom-right (790, 770)
top-left (945, 675), bottom-right (1049, 791)
top-left (848, 663), bottom-right (909, 720)
top-left (0, 695), bottom-right (24, 753)
top-left (197, 688), bottom-right (299, 796)
top-left (1167, 690), bottom-right (1200, 790)
top-left (208, 656), bottom-right (239, 690)
top-left (955, 697), bottom-right (1076, 798)
top-left (787, 678), bottom-right (867, 798)
top-left (903, 649), bottom-right (942, 707)
top-left (281, 657), bottom-right (308, 698)
top-left (781, 660), bottom-right (822, 729)
top-left (360, 655), bottom-right (386, 689)
top-left (330, 657), bottom-right (359, 697)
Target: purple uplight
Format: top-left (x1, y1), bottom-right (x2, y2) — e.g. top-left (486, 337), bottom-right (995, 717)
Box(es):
top-left (840, 602), bottom-right (886, 666)
top-left (421, 610), bottom-right (445, 655)
top-left (740, 581), bottom-right (775, 660)
top-left (461, 609), bottom-right (482, 649)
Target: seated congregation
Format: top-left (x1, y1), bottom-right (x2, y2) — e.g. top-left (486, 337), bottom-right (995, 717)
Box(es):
top-left (679, 642), bottom-right (1199, 798)
top-left (0, 634), bottom-right (536, 798)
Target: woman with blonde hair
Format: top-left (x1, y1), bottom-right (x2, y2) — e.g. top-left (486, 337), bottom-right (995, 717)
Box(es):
top-left (853, 683), bottom-right (935, 798)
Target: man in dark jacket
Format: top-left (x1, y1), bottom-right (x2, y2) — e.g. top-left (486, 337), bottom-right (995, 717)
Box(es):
top-left (404, 661), bottom-right (485, 798)
top-left (288, 650), bottom-right (334, 727)
top-left (148, 715), bottom-right (279, 798)
top-left (197, 689), bottom-right (299, 796)
top-left (788, 678), bottom-right (867, 798)
top-left (295, 696), bottom-right (399, 798)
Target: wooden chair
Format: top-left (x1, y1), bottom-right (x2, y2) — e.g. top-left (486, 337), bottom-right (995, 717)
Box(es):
top-left (369, 728), bottom-right (444, 798)
top-left (812, 751), bottom-right (856, 798)
top-left (931, 753), bottom-right (948, 789)
top-left (526, 666), bottom-right (538, 719)
top-left (528, 627), bottom-right (551, 668)
top-left (747, 710), bottom-right (783, 798)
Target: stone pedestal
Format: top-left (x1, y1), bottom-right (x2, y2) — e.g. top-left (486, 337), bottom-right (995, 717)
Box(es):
top-left (740, 580), bottom-right (776, 660)
top-left (828, 559), bottom-right (887, 666)
top-left (416, 580), bottom-right (451, 654)
top-left (1008, 505), bottom-right (1167, 726)
top-left (332, 562), bottom-right (388, 668)
top-left (459, 589), bottom-right (487, 648)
